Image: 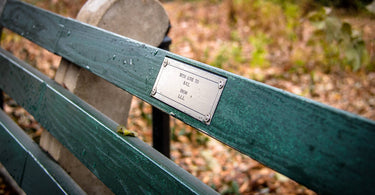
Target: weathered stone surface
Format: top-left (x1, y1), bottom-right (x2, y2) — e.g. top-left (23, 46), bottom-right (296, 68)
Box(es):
top-left (56, 0), bottom-right (169, 124)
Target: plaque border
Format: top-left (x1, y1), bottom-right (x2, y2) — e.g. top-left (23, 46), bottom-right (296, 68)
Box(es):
top-left (151, 57), bottom-right (226, 125)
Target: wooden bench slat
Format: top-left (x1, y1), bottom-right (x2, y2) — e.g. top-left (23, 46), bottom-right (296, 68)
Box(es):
top-left (0, 110), bottom-right (85, 195)
top-left (1, 1), bottom-right (375, 194)
top-left (0, 48), bottom-right (218, 195)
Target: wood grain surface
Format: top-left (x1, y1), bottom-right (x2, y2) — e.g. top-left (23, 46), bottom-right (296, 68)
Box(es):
top-left (0, 48), bottom-right (217, 194)
top-left (0, 110), bottom-right (85, 195)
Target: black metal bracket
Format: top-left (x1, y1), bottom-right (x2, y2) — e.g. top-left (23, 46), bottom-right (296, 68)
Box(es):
top-left (0, 90), bottom-right (3, 110)
top-left (152, 23), bottom-right (172, 158)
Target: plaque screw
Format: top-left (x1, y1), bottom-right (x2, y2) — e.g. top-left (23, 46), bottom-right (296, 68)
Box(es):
top-left (204, 114), bottom-right (211, 124)
top-left (163, 59), bottom-right (169, 67)
top-left (218, 80), bottom-right (224, 89)
top-left (151, 88), bottom-right (157, 96)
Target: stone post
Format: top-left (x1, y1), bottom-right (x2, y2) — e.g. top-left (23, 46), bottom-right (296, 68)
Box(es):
top-left (40, 0), bottom-right (169, 194)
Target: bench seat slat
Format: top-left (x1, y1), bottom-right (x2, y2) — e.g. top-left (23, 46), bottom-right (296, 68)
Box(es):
top-left (0, 48), bottom-right (217, 195)
top-left (1, 1), bottom-right (375, 194)
top-left (0, 110), bottom-right (85, 195)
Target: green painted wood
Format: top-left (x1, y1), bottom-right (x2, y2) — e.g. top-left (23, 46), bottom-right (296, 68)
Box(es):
top-left (1, 1), bottom-right (375, 194)
top-left (0, 48), bottom-right (218, 194)
top-left (0, 110), bottom-right (85, 195)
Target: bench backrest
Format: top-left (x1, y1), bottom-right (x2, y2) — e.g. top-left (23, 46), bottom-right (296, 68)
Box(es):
top-left (1, 0), bottom-right (375, 194)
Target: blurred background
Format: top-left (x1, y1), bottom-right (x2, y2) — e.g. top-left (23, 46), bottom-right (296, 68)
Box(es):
top-left (1, 0), bottom-right (375, 194)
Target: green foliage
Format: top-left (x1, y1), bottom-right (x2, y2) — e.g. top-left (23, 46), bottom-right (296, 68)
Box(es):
top-left (210, 42), bottom-right (247, 69)
top-left (248, 33), bottom-right (271, 68)
top-left (308, 8), bottom-right (371, 71)
top-left (195, 132), bottom-right (210, 146)
top-left (284, 2), bottom-right (301, 28)
top-left (228, 0), bottom-right (300, 68)
top-left (179, 128), bottom-right (193, 140)
top-left (184, 0), bottom-right (373, 72)
top-left (270, 0), bottom-right (302, 31)
top-left (211, 46), bottom-right (229, 69)
top-left (220, 181), bottom-right (240, 195)
top-left (231, 0), bottom-right (284, 29)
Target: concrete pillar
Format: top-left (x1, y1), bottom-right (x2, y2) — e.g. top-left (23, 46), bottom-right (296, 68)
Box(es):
top-left (40, 0), bottom-right (169, 194)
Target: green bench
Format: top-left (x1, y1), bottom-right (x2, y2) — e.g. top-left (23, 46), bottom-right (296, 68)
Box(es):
top-left (1, 0), bottom-right (375, 194)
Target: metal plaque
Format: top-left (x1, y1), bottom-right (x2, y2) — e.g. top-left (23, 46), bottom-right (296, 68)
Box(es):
top-left (151, 57), bottom-right (226, 124)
